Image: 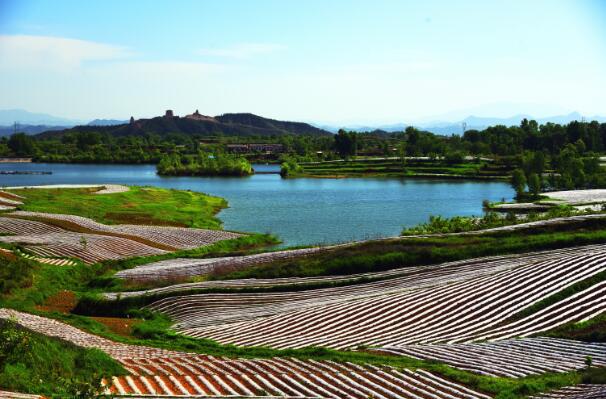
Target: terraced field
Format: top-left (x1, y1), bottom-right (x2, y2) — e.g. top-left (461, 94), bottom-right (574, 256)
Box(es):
top-left (146, 244), bottom-right (606, 349)
top-left (374, 337), bottom-right (606, 377)
top-left (10, 211), bottom-right (243, 250)
top-left (107, 244), bottom-right (600, 299)
top-left (109, 356), bottom-right (490, 398)
top-left (0, 209), bottom-right (243, 264)
top-left (0, 231), bottom-right (166, 264)
top-left (0, 309), bottom-right (490, 399)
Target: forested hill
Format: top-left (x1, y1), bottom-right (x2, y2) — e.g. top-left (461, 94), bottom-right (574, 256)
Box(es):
top-left (36, 112), bottom-right (331, 138)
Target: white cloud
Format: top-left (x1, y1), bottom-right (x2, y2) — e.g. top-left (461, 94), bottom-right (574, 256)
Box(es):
top-left (0, 34), bottom-right (132, 71)
top-left (197, 43), bottom-right (285, 59)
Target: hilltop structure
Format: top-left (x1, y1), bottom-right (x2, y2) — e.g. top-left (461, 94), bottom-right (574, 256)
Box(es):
top-left (185, 109), bottom-right (216, 122)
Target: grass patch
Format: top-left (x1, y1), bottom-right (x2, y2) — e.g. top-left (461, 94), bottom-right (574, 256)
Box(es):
top-left (9, 185), bottom-right (228, 229)
top-left (0, 318), bottom-right (124, 398)
top-left (0, 256), bottom-right (37, 296)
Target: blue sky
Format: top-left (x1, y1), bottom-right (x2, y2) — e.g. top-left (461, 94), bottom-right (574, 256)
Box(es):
top-left (0, 0), bottom-right (605, 123)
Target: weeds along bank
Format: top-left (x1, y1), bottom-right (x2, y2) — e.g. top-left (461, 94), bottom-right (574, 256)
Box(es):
top-left (0, 184), bottom-right (605, 398)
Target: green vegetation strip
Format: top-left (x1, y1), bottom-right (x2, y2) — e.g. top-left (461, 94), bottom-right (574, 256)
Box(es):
top-left (9, 186), bottom-right (228, 229)
top-left (401, 206), bottom-right (588, 235)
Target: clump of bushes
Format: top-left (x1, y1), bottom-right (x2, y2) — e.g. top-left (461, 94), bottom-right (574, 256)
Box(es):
top-left (0, 319), bottom-right (124, 397)
top-left (402, 205), bottom-right (583, 235)
top-left (280, 157), bottom-right (303, 177)
top-left (157, 151), bottom-right (252, 176)
top-left (0, 256), bottom-right (36, 296)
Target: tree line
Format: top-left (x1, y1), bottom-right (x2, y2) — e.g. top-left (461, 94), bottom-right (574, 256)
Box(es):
top-left (2, 118), bottom-right (605, 166)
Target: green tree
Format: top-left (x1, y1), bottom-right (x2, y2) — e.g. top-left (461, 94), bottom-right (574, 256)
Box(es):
top-left (7, 133), bottom-right (36, 156)
top-left (334, 130), bottom-right (358, 158)
top-left (511, 169), bottom-right (527, 197)
top-left (527, 173), bottom-right (541, 196)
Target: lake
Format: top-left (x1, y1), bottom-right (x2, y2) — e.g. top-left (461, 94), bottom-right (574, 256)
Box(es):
top-left (0, 163), bottom-right (514, 246)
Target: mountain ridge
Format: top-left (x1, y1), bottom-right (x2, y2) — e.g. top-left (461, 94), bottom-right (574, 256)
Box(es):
top-left (34, 111), bottom-right (331, 138)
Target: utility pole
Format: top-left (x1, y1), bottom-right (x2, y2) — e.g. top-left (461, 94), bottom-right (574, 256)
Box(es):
top-left (462, 122), bottom-right (467, 134)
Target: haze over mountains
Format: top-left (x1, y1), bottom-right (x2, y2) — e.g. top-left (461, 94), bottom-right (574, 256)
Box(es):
top-left (1, 108), bottom-right (605, 138)
top-left (316, 112), bottom-right (606, 135)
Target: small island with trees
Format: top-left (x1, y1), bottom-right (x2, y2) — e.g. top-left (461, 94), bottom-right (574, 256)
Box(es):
top-left (156, 151), bottom-right (253, 177)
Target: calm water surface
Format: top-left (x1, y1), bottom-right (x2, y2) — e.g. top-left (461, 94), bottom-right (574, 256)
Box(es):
top-left (0, 163), bottom-right (514, 246)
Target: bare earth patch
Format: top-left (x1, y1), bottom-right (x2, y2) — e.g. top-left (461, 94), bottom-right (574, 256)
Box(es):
top-left (35, 290), bottom-right (77, 313)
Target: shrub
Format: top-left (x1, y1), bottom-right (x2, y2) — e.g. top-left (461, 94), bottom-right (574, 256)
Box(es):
top-left (0, 256), bottom-right (36, 296)
top-left (0, 319), bottom-right (124, 396)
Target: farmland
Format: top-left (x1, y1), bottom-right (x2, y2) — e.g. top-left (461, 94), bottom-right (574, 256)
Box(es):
top-left (283, 157), bottom-right (513, 179)
top-left (0, 185), bottom-right (605, 398)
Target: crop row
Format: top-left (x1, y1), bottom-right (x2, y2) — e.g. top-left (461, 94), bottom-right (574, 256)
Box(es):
top-left (108, 243), bottom-right (593, 299)
top-left (0, 232), bottom-right (166, 264)
top-left (0, 216), bottom-right (64, 235)
top-left (11, 211), bottom-right (242, 250)
top-left (115, 247), bottom-right (324, 281)
top-left (107, 355), bottom-right (491, 399)
top-left (149, 245), bottom-right (606, 349)
top-left (374, 337), bottom-right (606, 378)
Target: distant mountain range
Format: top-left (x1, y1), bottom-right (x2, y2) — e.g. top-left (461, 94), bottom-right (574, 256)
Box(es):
top-left (1, 109), bottom-right (605, 138)
top-left (0, 109), bottom-right (86, 126)
top-left (87, 119), bottom-right (129, 126)
top-left (315, 112), bottom-right (606, 135)
top-left (34, 111), bottom-right (330, 138)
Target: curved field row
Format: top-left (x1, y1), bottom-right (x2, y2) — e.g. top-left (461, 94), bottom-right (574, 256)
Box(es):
top-left (374, 337), bottom-right (606, 378)
top-left (115, 247), bottom-right (324, 281)
top-left (107, 244), bottom-right (595, 300)
top-left (456, 280), bottom-right (606, 343)
top-left (0, 232), bottom-right (166, 264)
top-left (0, 190), bottom-right (24, 211)
top-left (150, 245), bottom-right (606, 349)
top-left (0, 216), bottom-right (64, 235)
top-left (19, 252), bottom-right (78, 266)
top-left (10, 211), bottom-right (243, 250)
top-left (0, 309), bottom-right (490, 399)
top-left (530, 384), bottom-right (606, 399)
top-left (146, 250), bottom-right (537, 329)
top-left (108, 356), bottom-right (491, 399)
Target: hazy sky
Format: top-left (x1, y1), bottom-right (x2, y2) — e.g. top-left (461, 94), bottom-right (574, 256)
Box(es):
top-left (0, 0), bottom-right (605, 123)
